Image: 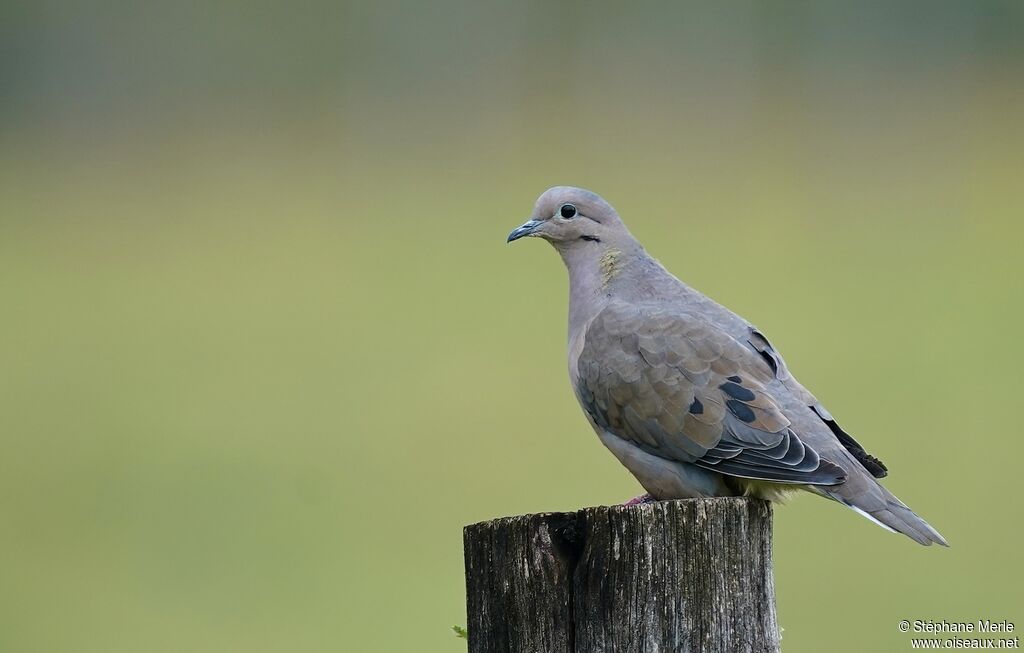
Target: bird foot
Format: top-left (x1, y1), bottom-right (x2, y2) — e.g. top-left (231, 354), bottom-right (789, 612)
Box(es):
top-left (623, 493), bottom-right (656, 506)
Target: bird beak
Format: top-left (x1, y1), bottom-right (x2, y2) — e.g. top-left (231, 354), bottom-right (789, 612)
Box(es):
top-left (507, 219), bottom-right (543, 243)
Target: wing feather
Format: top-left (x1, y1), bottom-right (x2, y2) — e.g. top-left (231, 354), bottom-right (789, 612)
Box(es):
top-left (577, 301), bottom-right (845, 486)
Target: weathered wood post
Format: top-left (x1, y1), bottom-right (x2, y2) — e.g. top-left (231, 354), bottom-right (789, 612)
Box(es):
top-left (464, 497), bottom-right (780, 653)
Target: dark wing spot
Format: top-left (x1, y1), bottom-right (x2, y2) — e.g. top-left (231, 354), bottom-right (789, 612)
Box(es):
top-left (689, 398), bottom-right (704, 415)
top-left (748, 328), bottom-right (782, 378)
top-left (726, 399), bottom-right (756, 423)
top-left (720, 382), bottom-right (756, 402)
top-left (757, 350), bottom-right (778, 375)
top-left (727, 375), bottom-right (742, 383)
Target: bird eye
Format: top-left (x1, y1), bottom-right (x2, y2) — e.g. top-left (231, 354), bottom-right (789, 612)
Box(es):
top-left (559, 203), bottom-right (577, 219)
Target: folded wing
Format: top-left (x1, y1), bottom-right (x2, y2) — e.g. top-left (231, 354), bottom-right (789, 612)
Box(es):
top-left (576, 301), bottom-right (846, 486)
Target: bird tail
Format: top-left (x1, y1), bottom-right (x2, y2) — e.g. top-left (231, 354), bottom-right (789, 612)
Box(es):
top-left (811, 485), bottom-right (949, 547)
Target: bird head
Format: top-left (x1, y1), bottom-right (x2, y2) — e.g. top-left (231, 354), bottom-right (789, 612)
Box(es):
top-left (507, 186), bottom-right (628, 250)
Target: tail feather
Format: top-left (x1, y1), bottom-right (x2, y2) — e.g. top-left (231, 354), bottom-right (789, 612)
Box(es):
top-left (810, 485), bottom-right (949, 546)
top-left (868, 498), bottom-right (948, 547)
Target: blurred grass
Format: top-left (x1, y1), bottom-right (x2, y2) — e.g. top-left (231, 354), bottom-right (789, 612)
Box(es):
top-left (1, 3), bottom-right (1023, 652)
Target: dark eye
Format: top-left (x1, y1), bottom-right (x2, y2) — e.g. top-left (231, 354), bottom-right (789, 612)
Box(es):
top-left (559, 203), bottom-right (577, 219)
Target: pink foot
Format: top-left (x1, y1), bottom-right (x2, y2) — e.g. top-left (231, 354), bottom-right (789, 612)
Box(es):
top-left (623, 493), bottom-right (656, 506)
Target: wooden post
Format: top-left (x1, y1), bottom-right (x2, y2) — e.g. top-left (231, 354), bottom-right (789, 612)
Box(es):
top-left (463, 497), bottom-right (780, 653)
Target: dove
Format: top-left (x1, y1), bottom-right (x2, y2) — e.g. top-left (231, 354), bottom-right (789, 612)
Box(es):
top-left (507, 186), bottom-right (947, 546)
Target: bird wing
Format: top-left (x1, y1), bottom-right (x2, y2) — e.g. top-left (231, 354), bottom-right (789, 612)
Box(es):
top-left (576, 301), bottom-right (846, 485)
top-left (746, 326), bottom-right (889, 478)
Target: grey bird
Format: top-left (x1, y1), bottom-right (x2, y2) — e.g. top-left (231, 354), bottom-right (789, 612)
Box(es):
top-left (507, 186), bottom-right (947, 546)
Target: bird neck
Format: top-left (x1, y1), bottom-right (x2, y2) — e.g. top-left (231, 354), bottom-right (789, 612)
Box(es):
top-left (560, 240), bottom-right (655, 338)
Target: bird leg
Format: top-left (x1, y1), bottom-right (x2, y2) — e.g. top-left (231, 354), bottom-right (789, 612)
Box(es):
top-left (623, 493), bottom-right (656, 506)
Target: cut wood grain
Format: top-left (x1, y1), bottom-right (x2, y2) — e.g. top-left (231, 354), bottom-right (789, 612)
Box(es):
top-left (464, 497), bottom-right (780, 653)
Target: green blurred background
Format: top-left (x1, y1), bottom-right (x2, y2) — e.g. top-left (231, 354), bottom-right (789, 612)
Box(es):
top-left (1, 2), bottom-right (1021, 651)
